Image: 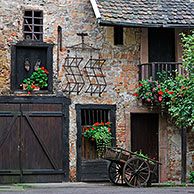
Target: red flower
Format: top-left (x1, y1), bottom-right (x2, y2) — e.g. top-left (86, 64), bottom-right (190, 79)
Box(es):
top-left (28, 91), bottom-right (31, 94)
top-left (40, 67), bottom-right (45, 70)
top-left (92, 128), bottom-right (95, 130)
top-left (108, 127), bottom-right (111, 130)
top-left (172, 99), bottom-right (175, 101)
top-left (101, 122), bottom-right (104, 125)
top-left (94, 122), bottom-right (99, 126)
top-left (106, 122), bottom-right (110, 125)
top-left (133, 93), bottom-right (139, 96)
top-left (86, 128), bottom-right (89, 131)
top-left (165, 89), bottom-right (169, 92)
top-left (43, 70), bottom-right (49, 74)
top-left (31, 85), bottom-right (36, 89)
top-left (159, 96), bottom-right (162, 101)
top-left (181, 86), bottom-right (185, 89)
top-left (158, 90), bottom-right (164, 95)
top-left (153, 157), bottom-right (156, 160)
top-left (139, 83), bottom-right (143, 87)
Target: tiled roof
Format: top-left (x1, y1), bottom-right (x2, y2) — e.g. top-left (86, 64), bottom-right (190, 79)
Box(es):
top-left (93, 0), bottom-right (194, 27)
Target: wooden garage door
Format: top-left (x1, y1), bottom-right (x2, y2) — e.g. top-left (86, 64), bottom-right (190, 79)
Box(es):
top-left (0, 100), bottom-right (69, 183)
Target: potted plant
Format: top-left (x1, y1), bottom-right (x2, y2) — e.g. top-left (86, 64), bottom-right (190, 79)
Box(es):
top-left (84, 121), bottom-right (113, 158)
top-left (21, 67), bottom-right (49, 94)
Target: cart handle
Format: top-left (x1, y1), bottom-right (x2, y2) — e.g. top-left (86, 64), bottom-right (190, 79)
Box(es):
top-left (105, 146), bottom-right (162, 165)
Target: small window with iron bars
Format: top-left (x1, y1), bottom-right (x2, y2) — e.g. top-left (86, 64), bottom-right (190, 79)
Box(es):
top-left (23, 10), bottom-right (43, 41)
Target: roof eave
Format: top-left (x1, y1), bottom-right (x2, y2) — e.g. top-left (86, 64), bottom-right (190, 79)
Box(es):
top-left (98, 19), bottom-right (194, 28)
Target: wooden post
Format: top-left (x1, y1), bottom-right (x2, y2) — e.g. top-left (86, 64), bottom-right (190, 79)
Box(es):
top-left (181, 127), bottom-right (187, 183)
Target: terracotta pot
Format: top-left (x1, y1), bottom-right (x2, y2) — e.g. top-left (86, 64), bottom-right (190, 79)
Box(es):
top-left (34, 86), bottom-right (40, 91)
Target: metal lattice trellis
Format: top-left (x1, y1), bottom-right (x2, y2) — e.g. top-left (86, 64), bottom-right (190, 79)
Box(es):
top-left (63, 51), bottom-right (85, 94)
top-left (64, 33), bottom-right (107, 96)
top-left (84, 58), bottom-right (106, 96)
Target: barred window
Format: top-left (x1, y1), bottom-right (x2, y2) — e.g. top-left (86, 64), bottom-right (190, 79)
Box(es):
top-left (23, 10), bottom-right (43, 41)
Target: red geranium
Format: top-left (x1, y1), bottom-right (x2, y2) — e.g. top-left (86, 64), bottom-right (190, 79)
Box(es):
top-left (94, 122), bottom-right (99, 126)
top-left (158, 90), bottom-right (164, 95)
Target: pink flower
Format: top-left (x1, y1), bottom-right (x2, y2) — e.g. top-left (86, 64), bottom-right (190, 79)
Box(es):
top-left (146, 92), bottom-right (149, 95)
top-left (153, 88), bottom-right (156, 91)
top-left (159, 96), bottom-right (162, 101)
top-left (147, 98), bottom-right (151, 102)
top-left (158, 85), bottom-right (161, 88)
top-left (149, 80), bottom-right (152, 82)
top-left (142, 97), bottom-right (145, 99)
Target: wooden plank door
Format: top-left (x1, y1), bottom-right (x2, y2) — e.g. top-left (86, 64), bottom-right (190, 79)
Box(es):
top-left (148, 28), bottom-right (175, 62)
top-left (0, 104), bottom-right (21, 183)
top-left (76, 105), bottom-right (116, 182)
top-left (20, 103), bottom-right (65, 182)
top-left (131, 113), bottom-right (159, 182)
top-left (131, 113), bottom-right (159, 161)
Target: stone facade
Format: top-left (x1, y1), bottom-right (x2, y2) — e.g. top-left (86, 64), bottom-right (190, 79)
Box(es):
top-left (0, 0), bottom-right (193, 183)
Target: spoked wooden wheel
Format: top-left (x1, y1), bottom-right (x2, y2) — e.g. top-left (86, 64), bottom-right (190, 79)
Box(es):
top-left (108, 161), bottom-right (125, 185)
top-left (123, 158), bottom-right (150, 187)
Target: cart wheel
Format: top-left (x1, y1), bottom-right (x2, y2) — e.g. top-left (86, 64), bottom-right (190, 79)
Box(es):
top-left (123, 158), bottom-right (150, 187)
top-left (108, 161), bottom-right (125, 185)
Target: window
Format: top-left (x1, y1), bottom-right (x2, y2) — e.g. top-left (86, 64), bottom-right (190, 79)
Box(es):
top-left (81, 109), bottom-right (109, 126)
top-left (11, 41), bottom-right (53, 93)
top-left (114, 27), bottom-right (123, 45)
top-left (23, 10), bottom-right (43, 40)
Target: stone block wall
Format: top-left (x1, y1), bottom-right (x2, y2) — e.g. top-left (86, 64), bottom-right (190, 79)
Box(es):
top-left (0, 0), bottom-right (193, 183)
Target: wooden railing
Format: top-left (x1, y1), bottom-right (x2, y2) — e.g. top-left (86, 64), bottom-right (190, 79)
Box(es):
top-left (138, 62), bottom-right (183, 81)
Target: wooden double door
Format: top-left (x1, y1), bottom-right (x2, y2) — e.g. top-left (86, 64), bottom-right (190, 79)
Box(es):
top-left (0, 98), bottom-right (70, 183)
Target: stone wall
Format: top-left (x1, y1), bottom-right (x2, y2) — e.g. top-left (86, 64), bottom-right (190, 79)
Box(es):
top-left (0, 0), bottom-right (193, 183)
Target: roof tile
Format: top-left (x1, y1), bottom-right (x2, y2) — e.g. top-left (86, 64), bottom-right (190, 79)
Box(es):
top-left (95, 0), bottom-right (194, 26)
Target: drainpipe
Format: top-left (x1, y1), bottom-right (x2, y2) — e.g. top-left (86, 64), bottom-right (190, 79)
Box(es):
top-left (57, 26), bottom-right (62, 77)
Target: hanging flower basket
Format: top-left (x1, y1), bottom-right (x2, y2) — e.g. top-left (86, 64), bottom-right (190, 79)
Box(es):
top-left (84, 121), bottom-right (113, 158)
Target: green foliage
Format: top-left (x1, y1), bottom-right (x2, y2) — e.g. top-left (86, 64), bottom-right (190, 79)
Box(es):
top-left (84, 122), bottom-right (113, 158)
top-left (134, 30), bottom-right (194, 131)
top-left (134, 150), bottom-right (158, 165)
top-left (190, 170), bottom-right (194, 183)
top-left (22, 67), bottom-right (49, 93)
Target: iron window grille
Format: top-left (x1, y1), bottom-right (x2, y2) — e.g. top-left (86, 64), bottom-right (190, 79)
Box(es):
top-left (81, 109), bottom-right (110, 126)
top-left (23, 10), bottom-right (43, 41)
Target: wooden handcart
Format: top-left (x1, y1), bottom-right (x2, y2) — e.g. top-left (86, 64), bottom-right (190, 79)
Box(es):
top-left (103, 146), bottom-right (162, 187)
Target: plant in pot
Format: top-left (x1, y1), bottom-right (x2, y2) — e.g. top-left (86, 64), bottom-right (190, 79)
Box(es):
top-left (84, 121), bottom-right (113, 158)
top-left (21, 67), bottom-right (49, 94)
